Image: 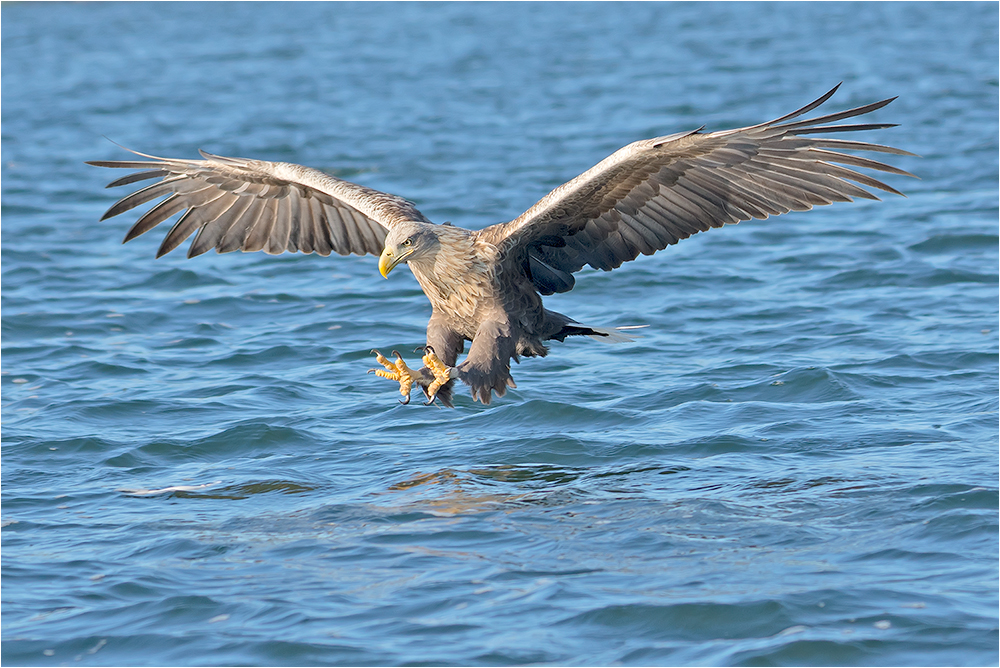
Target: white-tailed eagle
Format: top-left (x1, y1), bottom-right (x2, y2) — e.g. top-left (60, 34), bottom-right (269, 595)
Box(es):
top-left (89, 85), bottom-right (914, 406)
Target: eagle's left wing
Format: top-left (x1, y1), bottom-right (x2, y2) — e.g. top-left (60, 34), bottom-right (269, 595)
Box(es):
top-left (480, 85), bottom-right (916, 294)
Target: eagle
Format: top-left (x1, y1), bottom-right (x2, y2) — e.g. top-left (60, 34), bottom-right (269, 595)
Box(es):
top-left (89, 85), bottom-right (914, 407)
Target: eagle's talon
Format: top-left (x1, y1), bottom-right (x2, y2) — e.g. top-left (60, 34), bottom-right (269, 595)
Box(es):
top-left (420, 347), bottom-right (455, 405)
top-left (370, 348), bottom-right (415, 401)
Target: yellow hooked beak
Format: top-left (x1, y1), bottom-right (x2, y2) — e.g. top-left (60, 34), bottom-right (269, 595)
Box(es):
top-left (378, 246), bottom-right (412, 278)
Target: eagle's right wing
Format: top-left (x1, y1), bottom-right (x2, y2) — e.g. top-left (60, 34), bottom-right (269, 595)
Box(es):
top-left (88, 148), bottom-right (432, 258)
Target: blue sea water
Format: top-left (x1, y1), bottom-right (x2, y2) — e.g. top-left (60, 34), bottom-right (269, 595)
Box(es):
top-left (2, 2), bottom-right (998, 666)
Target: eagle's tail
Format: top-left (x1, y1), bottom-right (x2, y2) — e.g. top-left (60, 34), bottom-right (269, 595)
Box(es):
top-left (583, 324), bottom-right (648, 343)
top-left (552, 321), bottom-right (647, 343)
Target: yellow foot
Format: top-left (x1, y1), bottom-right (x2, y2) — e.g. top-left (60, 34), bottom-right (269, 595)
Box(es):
top-left (368, 349), bottom-right (416, 404)
top-left (420, 345), bottom-right (456, 406)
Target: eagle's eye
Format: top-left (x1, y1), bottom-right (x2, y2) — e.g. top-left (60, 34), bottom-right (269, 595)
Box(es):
top-left (402, 239), bottom-right (412, 247)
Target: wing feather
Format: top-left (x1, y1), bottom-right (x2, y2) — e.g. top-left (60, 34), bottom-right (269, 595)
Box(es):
top-left (99, 176), bottom-right (188, 220)
top-left (323, 204), bottom-right (351, 255)
top-left (342, 209), bottom-right (368, 256)
top-left (106, 169), bottom-right (169, 188)
top-left (242, 198), bottom-right (278, 253)
top-left (297, 197), bottom-right (318, 255)
top-left (188, 195), bottom-right (253, 257)
top-left (482, 86), bottom-right (915, 283)
top-left (265, 196), bottom-right (293, 255)
top-left (88, 148), bottom-right (431, 258)
top-left (217, 198), bottom-right (265, 253)
top-left (183, 193), bottom-right (243, 258)
top-left (158, 210), bottom-right (201, 258)
top-left (124, 194), bottom-right (187, 242)
top-left (313, 202), bottom-right (335, 257)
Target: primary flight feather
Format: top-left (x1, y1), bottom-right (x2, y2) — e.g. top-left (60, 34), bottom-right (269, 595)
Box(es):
top-left (89, 84), bottom-right (915, 406)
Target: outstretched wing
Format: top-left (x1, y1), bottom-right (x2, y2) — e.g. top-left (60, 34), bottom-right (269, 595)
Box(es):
top-left (482, 85), bottom-right (916, 294)
top-left (88, 148), bottom-right (432, 258)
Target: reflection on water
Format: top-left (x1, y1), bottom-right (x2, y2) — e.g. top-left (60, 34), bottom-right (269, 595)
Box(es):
top-left (383, 463), bottom-right (696, 515)
top-left (385, 467), bottom-right (534, 515)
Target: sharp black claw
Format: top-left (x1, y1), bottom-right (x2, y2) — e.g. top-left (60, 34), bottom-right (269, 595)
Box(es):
top-left (391, 350), bottom-right (402, 360)
top-left (415, 345), bottom-right (435, 355)
top-left (371, 349), bottom-right (380, 355)
top-left (423, 394), bottom-right (437, 406)
top-left (399, 394), bottom-right (411, 405)
top-left (367, 368), bottom-right (377, 374)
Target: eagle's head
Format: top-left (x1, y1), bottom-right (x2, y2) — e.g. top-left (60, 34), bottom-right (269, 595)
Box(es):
top-left (378, 221), bottom-right (440, 278)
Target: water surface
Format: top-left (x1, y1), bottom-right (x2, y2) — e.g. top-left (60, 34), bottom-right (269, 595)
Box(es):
top-left (2, 2), bottom-right (998, 666)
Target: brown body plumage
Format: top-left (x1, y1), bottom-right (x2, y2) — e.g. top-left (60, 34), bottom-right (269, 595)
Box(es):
top-left (89, 85), bottom-right (915, 406)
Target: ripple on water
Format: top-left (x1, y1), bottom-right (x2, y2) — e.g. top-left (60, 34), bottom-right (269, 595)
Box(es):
top-left (106, 268), bottom-right (235, 293)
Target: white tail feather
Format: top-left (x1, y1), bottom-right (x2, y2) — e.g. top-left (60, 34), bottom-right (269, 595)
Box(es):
top-left (585, 324), bottom-right (648, 343)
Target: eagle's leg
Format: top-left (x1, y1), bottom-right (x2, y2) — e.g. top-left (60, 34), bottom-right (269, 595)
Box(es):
top-left (368, 320), bottom-right (463, 407)
top-left (417, 346), bottom-right (458, 406)
top-left (416, 318), bottom-right (465, 407)
top-left (367, 349), bottom-right (417, 404)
